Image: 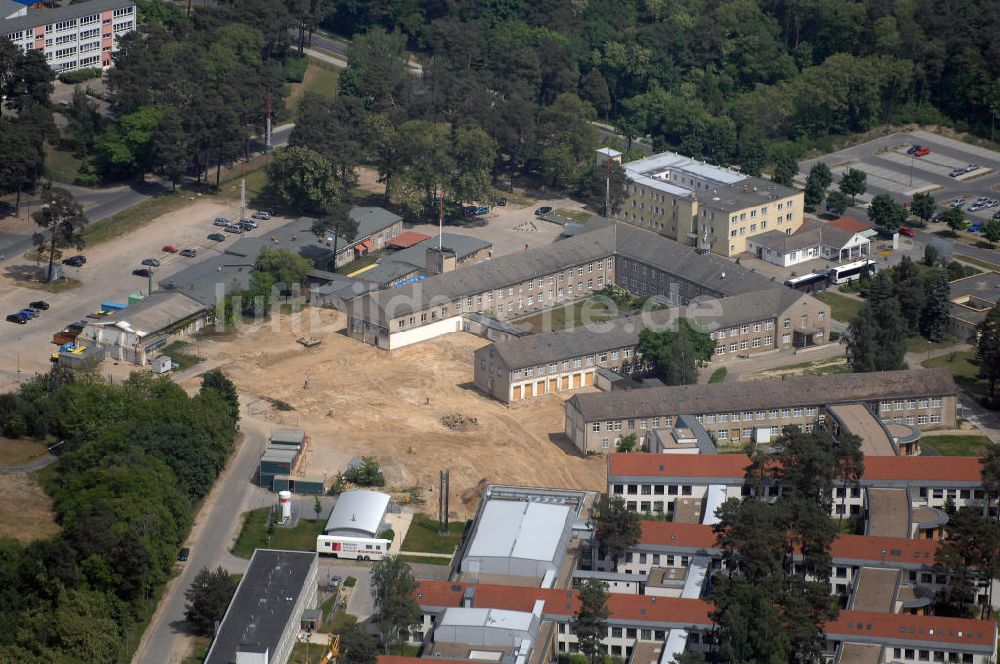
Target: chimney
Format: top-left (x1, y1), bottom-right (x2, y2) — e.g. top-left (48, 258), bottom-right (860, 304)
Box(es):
top-left (426, 247), bottom-right (457, 275)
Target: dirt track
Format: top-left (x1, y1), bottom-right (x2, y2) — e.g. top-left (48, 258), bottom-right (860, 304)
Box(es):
top-left (192, 309), bottom-right (606, 516)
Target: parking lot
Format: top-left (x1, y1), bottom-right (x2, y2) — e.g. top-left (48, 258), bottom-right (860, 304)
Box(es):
top-left (798, 130), bottom-right (1000, 221)
top-left (0, 198), bottom-right (285, 383)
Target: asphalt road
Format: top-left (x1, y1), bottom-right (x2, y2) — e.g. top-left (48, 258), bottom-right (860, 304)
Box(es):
top-left (0, 125), bottom-right (293, 263)
top-left (135, 409), bottom-right (273, 664)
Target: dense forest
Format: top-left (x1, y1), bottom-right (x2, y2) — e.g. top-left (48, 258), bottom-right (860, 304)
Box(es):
top-left (319, 0), bottom-right (1000, 163)
top-left (0, 368), bottom-right (239, 662)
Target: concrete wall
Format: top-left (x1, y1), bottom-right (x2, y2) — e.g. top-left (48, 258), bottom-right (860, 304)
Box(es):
top-left (388, 315), bottom-right (463, 350)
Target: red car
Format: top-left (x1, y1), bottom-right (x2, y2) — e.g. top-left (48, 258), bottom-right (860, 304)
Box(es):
top-left (899, 227), bottom-right (915, 237)
top-left (162, 245), bottom-right (178, 253)
top-left (913, 147), bottom-right (930, 157)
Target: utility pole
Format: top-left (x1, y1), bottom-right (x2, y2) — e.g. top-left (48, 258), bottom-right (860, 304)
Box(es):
top-left (265, 90), bottom-right (273, 184)
top-left (605, 156), bottom-right (611, 218)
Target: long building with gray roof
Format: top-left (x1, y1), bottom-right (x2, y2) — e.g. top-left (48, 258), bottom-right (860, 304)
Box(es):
top-left (564, 368), bottom-right (957, 453)
top-left (473, 285), bottom-right (829, 403)
top-left (347, 220), bottom-right (818, 350)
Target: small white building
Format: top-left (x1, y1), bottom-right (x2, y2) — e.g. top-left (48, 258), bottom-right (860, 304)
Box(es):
top-left (323, 489), bottom-right (390, 538)
top-left (747, 216), bottom-right (875, 268)
top-left (79, 291), bottom-right (208, 366)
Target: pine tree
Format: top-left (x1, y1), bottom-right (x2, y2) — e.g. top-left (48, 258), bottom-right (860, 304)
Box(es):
top-left (570, 579), bottom-right (610, 664)
top-left (846, 305), bottom-right (879, 372)
top-left (919, 270), bottom-right (951, 342)
top-left (976, 304), bottom-right (1000, 399)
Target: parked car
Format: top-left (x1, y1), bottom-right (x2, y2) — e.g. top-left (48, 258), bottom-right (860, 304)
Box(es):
top-left (464, 205), bottom-right (489, 216)
top-left (162, 245), bottom-right (178, 253)
top-left (328, 575), bottom-right (342, 588)
top-left (17, 309), bottom-right (36, 320)
top-left (906, 145), bottom-right (921, 155)
top-left (993, 211), bottom-right (1000, 221)
top-left (179, 248), bottom-right (197, 257)
top-left (23, 305), bottom-right (42, 315)
top-left (238, 219), bottom-right (258, 230)
top-left (969, 223), bottom-right (983, 233)
top-left (899, 227), bottom-right (915, 237)
top-left (952, 197), bottom-right (967, 207)
top-left (987, 199), bottom-right (1000, 208)
top-left (949, 167), bottom-right (965, 177)
top-left (29, 300), bottom-right (49, 310)
top-left (207, 232), bottom-right (225, 242)
top-left (970, 202), bottom-right (987, 212)
top-left (141, 257), bottom-right (161, 267)
top-left (62, 255), bottom-right (86, 267)
top-left (535, 206), bottom-right (553, 216)
top-left (965, 164), bottom-right (980, 173)
top-left (213, 217), bottom-right (231, 226)
top-left (913, 147), bottom-right (930, 157)
top-left (177, 547), bottom-right (190, 562)
top-left (251, 210), bottom-right (271, 220)
top-left (496, 198), bottom-right (507, 206)
top-left (6, 313), bottom-right (27, 324)
top-left (132, 268), bottom-right (152, 278)
top-left (224, 224), bottom-right (242, 233)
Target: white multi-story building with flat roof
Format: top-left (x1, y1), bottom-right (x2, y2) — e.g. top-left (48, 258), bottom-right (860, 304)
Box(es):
top-left (1, 0), bottom-right (135, 73)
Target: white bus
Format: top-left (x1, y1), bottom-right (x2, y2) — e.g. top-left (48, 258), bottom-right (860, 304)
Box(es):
top-left (783, 271), bottom-right (830, 292)
top-left (828, 259), bottom-right (876, 285)
top-left (316, 534), bottom-right (390, 561)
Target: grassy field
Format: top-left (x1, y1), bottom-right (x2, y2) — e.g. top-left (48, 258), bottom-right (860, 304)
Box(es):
top-left (923, 350), bottom-right (987, 400)
top-left (233, 507), bottom-right (325, 558)
top-left (555, 208), bottom-right (592, 223)
top-left (82, 191), bottom-right (193, 245)
top-left (814, 291), bottom-right (864, 322)
top-left (514, 297), bottom-right (646, 333)
top-left (921, 434), bottom-right (991, 457)
top-left (400, 513), bottom-right (465, 554)
top-left (708, 367), bottom-right (727, 383)
top-left (163, 341), bottom-right (202, 371)
top-left (0, 438), bottom-right (48, 465)
top-left (287, 60), bottom-right (340, 117)
top-left (400, 554), bottom-right (451, 566)
top-left (44, 143), bottom-right (85, 184)
top-left (337, 254), bottom-right (380, 276)
top-left (904, 335), bottom-right (963, 354)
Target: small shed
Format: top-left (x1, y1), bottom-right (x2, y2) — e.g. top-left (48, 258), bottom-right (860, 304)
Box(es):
top-left (300, 609), bottom-right (323, 631)
top-left (150, 355), bottom-right (172, 374)
top-left (271, 429), bottom-right (306, 448)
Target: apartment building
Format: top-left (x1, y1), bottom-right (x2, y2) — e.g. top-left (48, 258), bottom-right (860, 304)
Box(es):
top-left (411, 580), bottom-right (998, 664)
top-left (348, 220), bottom-right (809, 350)
top-left (606, 453), bottom-right (984, 518)
top-left (1, 0), bottom-right (136, 72)
top-left (619, 151), bottom-right (804, 257)
top-left (564, 368), bottom-right (956, 454)
top-left (473, 286), bottom-right (830, 404)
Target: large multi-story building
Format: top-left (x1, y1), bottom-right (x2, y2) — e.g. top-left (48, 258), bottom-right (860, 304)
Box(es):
top-left (348, 220), bottom-right (825, 350)
top-left (1, 0), bottom-right (136, 73)
top-left (473, 285), bottom-right (829, 403)
top-left (564, 368), bottom-right (956, 454)
top-left (619, 151), bottom-right (804, 257)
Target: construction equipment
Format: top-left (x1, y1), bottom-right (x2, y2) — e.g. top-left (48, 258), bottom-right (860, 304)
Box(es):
top-left (319, 633), bottom-right (340, 663)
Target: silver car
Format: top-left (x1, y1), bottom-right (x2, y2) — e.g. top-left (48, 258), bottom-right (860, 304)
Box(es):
top-left (965, 164), bottom-right (980, 173)
top-left (213, 217), bottom-right (231, 226)
top-left (141, 257), bottom-right (161, 267)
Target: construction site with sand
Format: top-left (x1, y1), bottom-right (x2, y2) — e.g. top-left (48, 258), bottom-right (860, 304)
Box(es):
top-left (186, 309), bottom-right (606, 516)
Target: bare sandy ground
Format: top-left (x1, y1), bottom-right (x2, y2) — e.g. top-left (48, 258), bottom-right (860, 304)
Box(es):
top-left (191, 309), bottom-right (606, 516)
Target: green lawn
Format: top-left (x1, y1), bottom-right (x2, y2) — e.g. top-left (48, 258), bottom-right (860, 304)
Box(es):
top-left (400, 554), bottom-right (452, 566)
top-left (163, 341), bottom-right (201, 371)
top-left (954, 255), bottom-right (1000, 272)
top-left (400, 513), bottom-right (465, 554)
top-left (708, 367), bottom-right (727, 383)
top-left (232, 507), bottom-right (325, 559)
top-left (554, 208), bottom-right (592, 223)
top-left (287, 60), bottom-right (340, 117)
top-left (44, 143), bottom-right (84, 184)
top-left (82, 190), bottom-right (192, 245)
top-left (920, 434), bottom-right (991, 457)
top-left (813, 291), bottom-right (864, 322)
top-left (904, 335), bottom-right (962, 354)
top-left (922, 350), bottom-right (988, 400)
top-left (514, 297), bottom-right (647, 333)
top-left (336, 253), bottom-right (380, 276)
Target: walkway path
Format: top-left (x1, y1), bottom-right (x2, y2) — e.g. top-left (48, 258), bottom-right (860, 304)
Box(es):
top-left (0, 453), bottom-right (56, 474)
top-left (304, 48), bottom-right (347, 68)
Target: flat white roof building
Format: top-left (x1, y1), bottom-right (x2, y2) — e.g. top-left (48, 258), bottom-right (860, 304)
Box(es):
top-left (324, 489), bottom-right (390, 538)
top-left (462, 498), bottom-right (575, 579)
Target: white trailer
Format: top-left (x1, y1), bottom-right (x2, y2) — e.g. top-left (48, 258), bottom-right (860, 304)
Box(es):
top-left (316, 534), bottom-right (390, 560)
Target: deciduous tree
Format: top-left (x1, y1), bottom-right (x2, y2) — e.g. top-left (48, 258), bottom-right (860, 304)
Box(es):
top-left (977, 304), bottom-right (1000, 399)
top-left (570, 579), bottom-right (610, 664)
top-left (838, 168), bottom-right (867, 203)
top-left (185, 567), bottom-right (239, 635)
top-left (266, 146), bottom-right (340, 215)
top-left (867, 193), bottom-right (907, 230)
top-left (910, 192), bottom-right (935, 223)
top-left (591, 495), bottom-right (640, 566)
top-left (370, 555), bottom-right (422, 653)
top-left (825, 190), bottom-right (849, 216)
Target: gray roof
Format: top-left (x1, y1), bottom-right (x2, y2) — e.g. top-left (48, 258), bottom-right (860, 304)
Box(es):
top-left (204, 549), bottom-right (316, 664)
top-left (483, 286), bottom-right (807, 371)
top-left (751, 218), bottom-right (860, 254)
top-left (1, 0), bottom-right (25, 20)
top-left (614, 223), bottom-right (778, 296)
top-left (350, 206), bottom-right (402, 239)
top-left (1, 0), bottom-right (133, 33)
top-left (354, 260), bottom-right (420, 287)
top-left (356, 233), bottom-right (490, 287)
top-left (353, 221), bottom-right (782, 322)
top-left (466, 499), bottom-right (571, 563)
top-left (949, 272), bottom-right (1000, 327)
top-left (271, 428), bottom-right (305, 445)
top-left (323, 489), bottom-right (390, 537)
top-left (88, 291), bottom-right (206, 337)
top-left (567, 368), bottom-right (956, 421)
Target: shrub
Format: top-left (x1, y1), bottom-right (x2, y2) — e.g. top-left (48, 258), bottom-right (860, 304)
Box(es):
top-left (286, 56), bottom-right (308, 82)
top-left (344, 575), bottom-right (357, 587)
top-left (58, 67), bottom-right (102, 85)
top-left (343, 456), bottom-right (386, 487)
top-left (379, 529), bottom-right (395, 542)
top-left (74, 166), bottom-right (101, 187)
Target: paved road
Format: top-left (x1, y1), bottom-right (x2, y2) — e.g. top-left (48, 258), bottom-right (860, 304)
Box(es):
top-left (134, 407), bottom-right (274, 664)
top-left (0, 125), bottom-right (293, 263)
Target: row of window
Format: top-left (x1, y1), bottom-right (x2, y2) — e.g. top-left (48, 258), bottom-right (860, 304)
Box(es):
top-left (513, 348), bottom-right (633, 380)
top-left (880, 398), bottom-right (944, 411)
